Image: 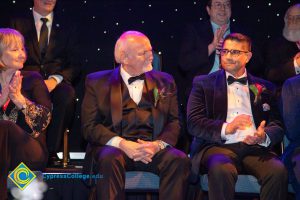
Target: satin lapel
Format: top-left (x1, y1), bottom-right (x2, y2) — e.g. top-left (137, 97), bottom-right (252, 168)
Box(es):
top-left (213, 70), bottom-right (227, 120)
top-left (110, 67), bottom-right (122, 130)
top-left (247, 73), bottom-right (261, 127)
top-left (29, 15), bottom-right (41, 61)
top-left (145, 72), bottom-right (161, 136)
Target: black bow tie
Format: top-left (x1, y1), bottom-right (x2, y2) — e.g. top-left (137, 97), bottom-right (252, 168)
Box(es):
top-left (128, 73), bottom-right (145, 84)
top-left (227, 75), bottom-right (247, 85)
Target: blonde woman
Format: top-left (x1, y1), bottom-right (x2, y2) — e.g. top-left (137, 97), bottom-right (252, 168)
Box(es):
top-left (0, 28), bottom-right (51, 199)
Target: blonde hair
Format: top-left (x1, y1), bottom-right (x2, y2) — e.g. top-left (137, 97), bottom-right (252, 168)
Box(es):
top-left (0, 28), bottom-right (26, 68)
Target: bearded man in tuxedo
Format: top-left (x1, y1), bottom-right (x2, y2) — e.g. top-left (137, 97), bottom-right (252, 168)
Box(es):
top-left (81, 31), bottom-right (190, 200)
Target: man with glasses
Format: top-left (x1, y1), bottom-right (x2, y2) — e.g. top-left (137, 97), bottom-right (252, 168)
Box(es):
top-left (178, 0), bottom-right (263, 112)
top-left (265, 3), bottom-right (300, 90)
top-left (187, 33), bottom-right (287, 200)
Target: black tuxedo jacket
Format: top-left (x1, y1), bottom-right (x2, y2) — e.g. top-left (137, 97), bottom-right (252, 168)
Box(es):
top-left (81, 67), bottom-right (180, 147)
top-left (10, 11), bottom-right (80, 84)
top-left (265, 36), bottom-right (299, 86)
top-left (177, 20), bottom-right (263, 106)
top-left (187, 69), bottom-right (284, 180)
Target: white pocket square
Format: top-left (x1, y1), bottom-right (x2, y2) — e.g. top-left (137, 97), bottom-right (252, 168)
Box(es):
top-left (262, 103), bottom-right (270, 111)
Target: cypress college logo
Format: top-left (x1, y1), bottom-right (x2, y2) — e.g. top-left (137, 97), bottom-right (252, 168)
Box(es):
top-left (8, 162), bottom-right (36, 190)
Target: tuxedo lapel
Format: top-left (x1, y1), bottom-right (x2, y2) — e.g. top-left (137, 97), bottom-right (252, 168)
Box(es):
top-left (247, 73), bottom-right (262, 127)
top-left (110, 67), bottom-right (122, 131)
top-left (46, 14), bottom-right (59, 59)
top-left (145, 72), bottom-right (162, 136)
top-left (213, 70), bottom-right (227, 120)
top-left (28, 14), bottom-right (41, 62)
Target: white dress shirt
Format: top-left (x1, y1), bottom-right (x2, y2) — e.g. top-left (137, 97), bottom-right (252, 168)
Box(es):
top-left (106, 66), bottom-right (169, 148)
top-left (32, 9), bottom-right (63, 84)
top-left (106, 66), bottom-right (146, 147)
top-left (221, 71), bottom-right (270, 147)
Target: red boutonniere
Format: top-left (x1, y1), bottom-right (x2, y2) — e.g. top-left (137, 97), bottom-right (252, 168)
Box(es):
top-left (249, 83), bottom-right (266, 104)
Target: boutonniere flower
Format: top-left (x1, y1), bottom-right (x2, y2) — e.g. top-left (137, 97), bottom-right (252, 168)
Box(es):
top-left (153, 87), bottom-right (168, 107)
top-left (249, 83), bottom-right (266, 104)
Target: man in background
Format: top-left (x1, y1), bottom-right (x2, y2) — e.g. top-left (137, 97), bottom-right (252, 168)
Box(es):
top-left (10, 0), bottom-right (81, 166)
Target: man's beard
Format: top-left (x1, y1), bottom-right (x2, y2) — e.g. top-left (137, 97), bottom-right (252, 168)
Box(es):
top-left (283, 25), bottom-right (300, 42)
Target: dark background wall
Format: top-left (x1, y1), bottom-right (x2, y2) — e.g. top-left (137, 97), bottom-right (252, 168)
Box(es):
top-left (0, 0), bottom-right (297, 151)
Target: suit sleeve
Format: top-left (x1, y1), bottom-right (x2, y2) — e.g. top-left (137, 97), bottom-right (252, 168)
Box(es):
top-left (55, 23), bottom-right (81, 84)
top-left (178, 24), bottom-right (213, 74)
top-left (282, 78), bottom-right (300, 142)
top-left (262, 83), bottom-right (284, 146)
top-left (81, 77), bottom-right (118, 146)
top-left (156, 78), bottom-right (180, 146)
top-left (22, 72), bottom-right (52, 137)
top-left (187, 77), bottom-right (224, 143)
top-left (264, 40), bottom-right (296, 85)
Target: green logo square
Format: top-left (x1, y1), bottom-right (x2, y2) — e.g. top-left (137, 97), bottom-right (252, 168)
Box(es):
top-left (8, 162), bottom-right (36, 190)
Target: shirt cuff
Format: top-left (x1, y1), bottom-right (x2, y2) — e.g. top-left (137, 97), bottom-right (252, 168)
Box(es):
top-left (106, 136), bottom-right (124, 148)
top-left (221, 122), bottom-right (228, 140)
top-left (49, 75), bottom-right (63, 84)
top-left (161, 141), bottom-right (170, 147)
top-left (258, 133), bottom-right (271, 147)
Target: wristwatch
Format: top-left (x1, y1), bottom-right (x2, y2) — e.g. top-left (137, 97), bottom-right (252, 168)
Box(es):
top-left (157, 140), bottom-right (166, 150)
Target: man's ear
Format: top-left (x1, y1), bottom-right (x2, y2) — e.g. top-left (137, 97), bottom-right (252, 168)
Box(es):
top-left (119, 51), bottom-right (128, 65)
top-left (245, 52), bottom-right (252, 63)
top-left (206, 6), bottom-right (211, 16)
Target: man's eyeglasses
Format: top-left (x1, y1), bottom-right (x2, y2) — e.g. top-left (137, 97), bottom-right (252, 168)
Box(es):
top-left (212, 2), bottom-right (231, 9)
top-left (219, 49), bottom-right (250, 57)
top-left (286, 15), bottom-right (300, 23)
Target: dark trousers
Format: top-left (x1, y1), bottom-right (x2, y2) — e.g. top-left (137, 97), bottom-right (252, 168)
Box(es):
top-left (0, 120), bottom-right (47, 200)
top-left (46, 82), bottom-right (75, 153)
top-left (287, 147), bottom-right (300, 200)
top-left (201, 143), bottom-right (288, 200)
top-left (90, 145), bottom-right (190, 200)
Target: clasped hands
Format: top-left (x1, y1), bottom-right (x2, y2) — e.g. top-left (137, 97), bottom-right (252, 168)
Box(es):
top-left (225, 114), bottom-right (266, 145)
top-left (0, 70), bottom-right (26, 109)
top-left (119, 139), bottom-right (161, 164)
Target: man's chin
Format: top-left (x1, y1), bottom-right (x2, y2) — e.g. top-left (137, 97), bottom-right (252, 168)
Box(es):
top-left (283, 27), bottom-right (300, 42)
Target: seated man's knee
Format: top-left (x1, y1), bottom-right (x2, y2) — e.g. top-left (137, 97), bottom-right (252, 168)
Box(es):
top-left (52, 83), bottom-right (76, 105)
top-left (164, 148), bottom-right (190, 169)
top-left (209, 162), bottom-right (238, 179)
top-left (96, 146), bottom-right (126, 169)
top-left (266, 161), bottom-right (288, 181)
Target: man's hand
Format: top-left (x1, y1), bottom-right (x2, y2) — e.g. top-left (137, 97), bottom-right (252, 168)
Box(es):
top-left (225, 114), bottom-right (252, 135)
top-left (132, 139), bottom-right (161, 164)
top-left (243, 120), bottom-right (266, 145)
top-left (208, 24), bottom-right (228, 56)
top-left (294, 52), bottom-right (300, 67)
top-left (44, 78), bottom-right (58, 92)
top-left (119, 139), bottom-right (140, 159)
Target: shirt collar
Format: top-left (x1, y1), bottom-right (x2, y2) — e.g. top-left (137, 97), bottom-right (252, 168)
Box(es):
top-left (225, 69), bottom-right (247, 79)
top-left (33, 8), bottom-right (53, 24)
top-left (210, 20), bottom-right (230, 33)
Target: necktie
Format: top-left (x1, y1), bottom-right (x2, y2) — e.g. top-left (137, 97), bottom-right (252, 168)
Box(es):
top-left (128, 73), bottom-right (145, 84)
top-left (39, 18), bottom-right (48, 57)
top-left (227, 75), bottom-right (247, 85)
